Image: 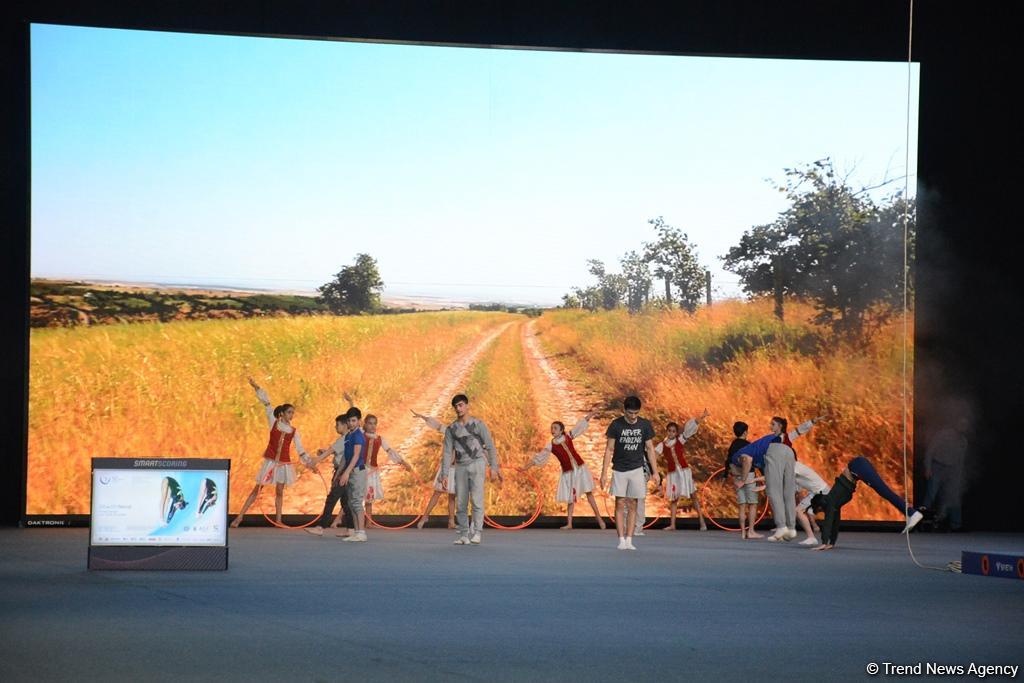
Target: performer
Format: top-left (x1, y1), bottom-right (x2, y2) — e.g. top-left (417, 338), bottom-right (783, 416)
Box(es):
top-left (305, 412), bottom-right (352, 537)
top-left (810, 455), bottom-right (925, 550)
top-left (411, 410), bottom-right (457, 529)
top-left (521, 412), bottom-right (606, 530)
top-left (160, 477), bottom-right (188, 525)
top-left (655, 409), bottom-right (710, 531)
top-left (336, 407), bottom-right (369, 542)
top-left (362, 414), bottom-right (416, 521)
top-left (725, 421), bottom-right (764, 539)
top-left (601, 396), bottom-right (661, 551)
top-left (196, 478), bottom-right (218, 517)
top-left (793, 460), bottom-right (830, 545)
top-left (440, 394), bottom-right (503, 545)
top-left (230, 377), bottom-right (313, 528)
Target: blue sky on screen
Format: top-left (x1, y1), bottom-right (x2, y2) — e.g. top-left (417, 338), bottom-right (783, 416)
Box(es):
top-left (31, 23), bottom-right (918, 305)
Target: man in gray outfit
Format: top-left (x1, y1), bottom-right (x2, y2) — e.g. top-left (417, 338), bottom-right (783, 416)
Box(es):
top-left (441, 394), bottom-right (503, 545)
top-left (764, 441), bottom-right (798, 541)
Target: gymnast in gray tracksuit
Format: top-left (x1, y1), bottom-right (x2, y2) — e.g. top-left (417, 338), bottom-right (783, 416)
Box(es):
top-left (440, 394), bottom-right (503, 545)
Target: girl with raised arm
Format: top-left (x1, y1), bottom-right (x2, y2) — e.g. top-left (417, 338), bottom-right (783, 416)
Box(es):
top-left (230, 377), bottom-right (313, 528)
top-left (411, 410), bottom-right (456, 530)
top-left (521, 412), bottom-right (606, 530)
top-left (655, 409), bottom-right (710, 531)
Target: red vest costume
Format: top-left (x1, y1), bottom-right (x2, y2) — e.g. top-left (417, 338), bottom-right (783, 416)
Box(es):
top-left (782, 432), bottom-right (798, 460)
top-left (367, 435), bottom-right (383, 468)
top-left (550, 435), bottom-right (586, 473)
top-left (663, 439), bottom-right (689, 472)
top-left (263, 419), bottom-right (295, 463)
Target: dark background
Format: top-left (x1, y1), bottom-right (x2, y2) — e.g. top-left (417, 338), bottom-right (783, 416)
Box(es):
top-left (1, 2), bottom-right (1017, 528)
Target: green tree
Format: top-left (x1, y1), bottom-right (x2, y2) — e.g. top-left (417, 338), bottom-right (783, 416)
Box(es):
top-left (587, 259), bottom-right (626, 310)
top-left (317, 253), bottom-right (384, 314)
top-left (643, 217), bottom-right (706, 313)
top-left (722, 159), bottom-right (915, 339)
top-left (620, 250), bottom-right (652, 313)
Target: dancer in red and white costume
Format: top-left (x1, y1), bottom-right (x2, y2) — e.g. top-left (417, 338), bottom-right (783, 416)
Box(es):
top-left (655, 409), bottom-right (710, 531)
top-left (411, 410), bottom-right (457, 529)
top-left (231, 377), bottom-right (314, 527)
top-left (521, 413), bottom-right (606, 530)
top-left (362, 414), bottom-right (416, 520)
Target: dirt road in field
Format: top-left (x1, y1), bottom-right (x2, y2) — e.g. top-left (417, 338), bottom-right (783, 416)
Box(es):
top-left (365, 320), bottom-right (516, 511)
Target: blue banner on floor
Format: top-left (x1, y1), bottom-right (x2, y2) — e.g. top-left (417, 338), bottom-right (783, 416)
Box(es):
top-left (961, 550), bottom-right (1024, 580)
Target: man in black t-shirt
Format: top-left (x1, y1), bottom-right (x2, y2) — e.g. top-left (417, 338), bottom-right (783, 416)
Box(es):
top-left (601, 396), bottom-right (661, 550)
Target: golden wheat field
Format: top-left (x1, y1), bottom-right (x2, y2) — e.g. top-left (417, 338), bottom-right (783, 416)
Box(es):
top-left (29, 300), bottom-right (913, 523)
top-left (27, 311), bottom-right (513, 514)
top-left (532, 299), bottom-right (914, 522)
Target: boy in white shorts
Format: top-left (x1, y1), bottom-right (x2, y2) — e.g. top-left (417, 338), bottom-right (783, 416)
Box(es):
top-left (601, 396), bottom-right (661, 550)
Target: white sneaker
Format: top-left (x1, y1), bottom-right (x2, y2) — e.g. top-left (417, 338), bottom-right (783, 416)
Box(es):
top-left (784, 528), bottom-right (798, 541)
top-left (799, 536), bottom-right (818, 546)
top-left (903, 510), bottom-right (924, 534)
top-left (617, 537), bottom-right (628, 550)
top-left (767, 528), bottom-right (788, 542)
top-left (304, 527), bottom-right (324, 537)
top-left (470, 533), bottom-right (481, 545)
top-left (634, 531), bottom-right (646, 537)
top-left (453, 536), bottom-right (470, 545)
top-left (341, 532), bottom-right (365, 542)
top-left (625, 538), bottom-right (637, 550)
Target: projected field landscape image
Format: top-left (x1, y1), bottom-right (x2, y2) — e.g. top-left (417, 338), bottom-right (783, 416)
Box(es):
top-left (28, 24), bottom-right (918, 522)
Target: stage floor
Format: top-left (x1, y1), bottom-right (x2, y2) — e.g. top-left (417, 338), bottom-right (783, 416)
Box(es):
top-left (2, 528), bottom-right (1022, 682)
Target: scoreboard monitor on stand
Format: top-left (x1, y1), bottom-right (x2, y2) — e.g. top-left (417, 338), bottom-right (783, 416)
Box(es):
top-left (88, 458), bottom-right (230, 570)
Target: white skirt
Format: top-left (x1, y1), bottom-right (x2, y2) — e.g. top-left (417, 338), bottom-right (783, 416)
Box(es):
top-left (665, 467), bottom-right (696, 500)
top-left (256, 458), bottom-right (296, 485)
top-left (365, 468), bottom-right (385, 502)
top-left (433, 468), bottom-right (456, 494)
top-left (556, 466), bottom-right (596, 503)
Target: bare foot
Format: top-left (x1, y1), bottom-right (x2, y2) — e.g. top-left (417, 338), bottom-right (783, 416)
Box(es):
top-left (662, 525), bottom-right (676, 531)
top-left (230, 516), bottom-right (243, 529)
top-left (699, 524), bottom-right (708, 531)
top-left (747, 531), bottom-right (764, 539)
top-left (335, 529), bottom-right (351, 537)
top-left (559, 524), bottom-right (572, 530)
top-left (447, 520), bottom-right (456, 530)
top-left (598, 520), bottom-right (607, 530)
top-left (416, 517), bottom-right (427, 529)
top-left (275, 515), bottom-right (283, 526)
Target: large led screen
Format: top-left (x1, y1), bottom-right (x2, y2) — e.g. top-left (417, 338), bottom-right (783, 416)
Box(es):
top-left (29, 24), bottom-right (919, 522)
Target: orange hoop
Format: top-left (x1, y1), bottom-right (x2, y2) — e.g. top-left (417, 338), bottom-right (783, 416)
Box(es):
top-left (700, 467), bottom-right (770, 532)
top-left (483, 467), bottom-right (544, 530)
top-left (363, 466), bottom-right (433, 530)
top-left (257, 463), bottom-right (330, 529)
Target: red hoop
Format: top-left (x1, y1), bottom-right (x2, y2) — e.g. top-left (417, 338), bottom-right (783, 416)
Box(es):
top-left (699, 467), bottom-right (770, 532)
top-left (257, 464), bottom-right (330, 529)
top-left (363, 466), bottom-right (433, 530)
top-left (483, 467), bottom-right (544, 530)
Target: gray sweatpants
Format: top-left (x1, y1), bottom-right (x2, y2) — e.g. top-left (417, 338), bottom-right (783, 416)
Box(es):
top-left (347, 467), bottom-right (368, 519)
top-left (455, 458), bottom-right (486, 537)
top-left (765, 443), bottom-right (796, 530)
